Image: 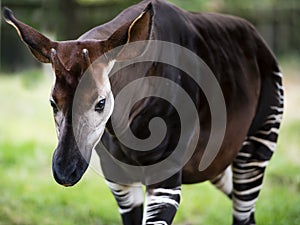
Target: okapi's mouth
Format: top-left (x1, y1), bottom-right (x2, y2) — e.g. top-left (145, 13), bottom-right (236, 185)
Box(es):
top-left (52, 144), bottom-right (90, 187)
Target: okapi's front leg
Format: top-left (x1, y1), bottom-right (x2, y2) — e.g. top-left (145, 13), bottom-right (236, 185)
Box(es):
top-left (106, 181), bottom-right (144, 225)
top-left (143, 174), bottom-right (182, 225)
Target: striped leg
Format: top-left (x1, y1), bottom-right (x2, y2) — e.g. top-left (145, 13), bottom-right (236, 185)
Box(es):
top-left (232, 146), bottom-right (267, 225)
top-left (210, 166), bottom-right (233, 198)
top-left (232, 71), bottom-right (284, 225)
top-left (106, 181), bottom-right (144, 225)
top-left (143, 186), bottom-right (181, 225)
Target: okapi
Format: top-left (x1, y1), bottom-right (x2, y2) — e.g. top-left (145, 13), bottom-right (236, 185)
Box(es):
top-left (4, 0), bottom-right (284, 224)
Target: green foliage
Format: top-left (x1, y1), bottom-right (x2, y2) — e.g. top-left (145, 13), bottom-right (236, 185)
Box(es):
top-left (76, 0), bottom-right (138, 4)
top-left (225, 0), bottom-right (299, 10)
top-left (167, 0), bottom-right (206, 12)
top-left (19, 69), bottom-right (45, 89)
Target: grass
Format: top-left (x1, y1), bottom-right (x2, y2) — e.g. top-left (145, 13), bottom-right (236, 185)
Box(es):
top-left (0, 60), bottom-right (299, 225)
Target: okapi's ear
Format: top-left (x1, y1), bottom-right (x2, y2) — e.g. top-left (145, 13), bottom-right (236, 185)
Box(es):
top-left (108, 3), bottom-right (153, 60)
top-left (3, 7), bottom-right (54, 63)
top-left (126, 3), bottom-right (152, 44)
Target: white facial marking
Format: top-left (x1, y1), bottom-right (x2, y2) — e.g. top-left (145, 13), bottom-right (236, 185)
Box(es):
top-left (73, 60), bottom-right (116, 162)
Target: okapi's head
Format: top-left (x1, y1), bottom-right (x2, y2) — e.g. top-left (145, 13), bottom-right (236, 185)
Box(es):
top-left (4, 5), bottom-right (152, 186)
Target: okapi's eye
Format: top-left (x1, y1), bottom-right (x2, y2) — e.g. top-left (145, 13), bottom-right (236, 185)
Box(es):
top-left (50, 99), bottom-right (59, 114)
top-left (95, 99), bottom-right (106, 113)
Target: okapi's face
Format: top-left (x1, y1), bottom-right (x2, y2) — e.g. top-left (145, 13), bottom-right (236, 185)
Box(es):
top-left (48, 43), bottom-right (116, 187)
top-left (4, 5), bottom-right (152, 186)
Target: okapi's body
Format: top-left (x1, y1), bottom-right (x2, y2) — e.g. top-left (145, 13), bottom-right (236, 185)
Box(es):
top-left (4, 0), bottom-right (283, 225)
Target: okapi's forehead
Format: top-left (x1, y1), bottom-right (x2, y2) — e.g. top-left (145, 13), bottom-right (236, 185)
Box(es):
top-left (51, 41), bottom-right (113, 113)
top-left (51, 67), bottom-right (99, 114)
top-left (53, 40), bottom-right (107, 74)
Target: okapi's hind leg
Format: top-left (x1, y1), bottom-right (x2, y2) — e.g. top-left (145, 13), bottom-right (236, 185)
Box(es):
top-left (232, 143), bottom-right (268, 225)
top-left (210, 166), bottom-right (233, 199)
top-left (232, 70), bottom-right (284, 225)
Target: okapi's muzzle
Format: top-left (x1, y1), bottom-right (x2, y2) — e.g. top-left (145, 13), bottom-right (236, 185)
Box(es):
top-left (52, 125), bottom-right (89, 187)
top-left (52, 148), bottom-right (89, 187)
top-left (52, 152), bottom-right (89, 187)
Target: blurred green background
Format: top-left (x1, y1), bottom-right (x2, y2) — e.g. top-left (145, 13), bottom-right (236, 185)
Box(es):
top-left (0, 0), bottom-right (300, 225)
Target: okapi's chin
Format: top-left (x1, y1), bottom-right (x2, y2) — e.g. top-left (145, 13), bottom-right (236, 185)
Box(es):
top-left (52, 148), bottom-right (89, 187)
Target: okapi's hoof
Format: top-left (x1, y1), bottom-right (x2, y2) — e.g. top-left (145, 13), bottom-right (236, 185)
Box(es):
top-left (232, 213), bottom-right (256, 225)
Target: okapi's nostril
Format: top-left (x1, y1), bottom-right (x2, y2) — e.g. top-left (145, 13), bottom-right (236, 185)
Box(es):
top-left (52, 161), bottom-right (78, 186)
